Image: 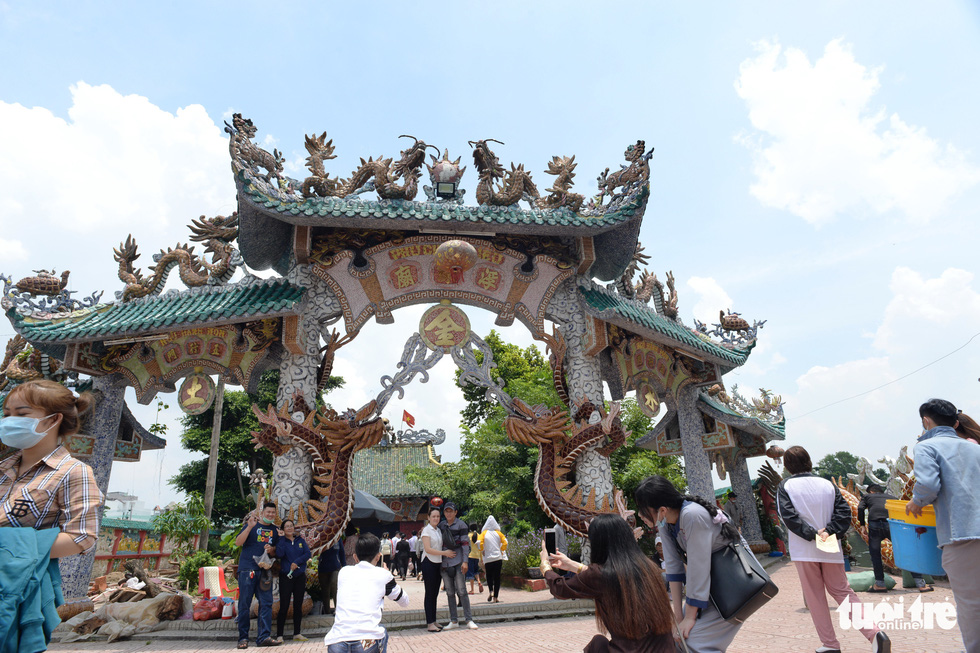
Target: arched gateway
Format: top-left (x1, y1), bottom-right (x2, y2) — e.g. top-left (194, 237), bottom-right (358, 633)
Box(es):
top-left (2, 116), bottom-right (785, 602)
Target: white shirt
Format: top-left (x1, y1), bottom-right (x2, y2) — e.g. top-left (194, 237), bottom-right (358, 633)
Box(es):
top-left (322, 561), bottom-right (409, 645)
top-left (407, 535), bottom-right (417, 550)
top-left (778, 475), bottom-right (845, 564)
top-left (421, 523), bottom-right (443, 563)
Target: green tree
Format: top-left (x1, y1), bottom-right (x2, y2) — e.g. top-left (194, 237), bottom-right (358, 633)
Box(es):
top-left (151, 492), bottom-right (213, 563)
top-left (609, 398), bottom-right (686, 500)
top-left (405, 330), bottom-right (684, 529)
top-left (170, 369), bottom-right (343, 525)
top-left (406, 332), bottom-right (557, 527)
top-left (814, 451), bottom-right (860, 480)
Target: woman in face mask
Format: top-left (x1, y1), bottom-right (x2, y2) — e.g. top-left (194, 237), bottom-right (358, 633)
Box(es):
top-left (635, 475), bottom-right (744, 653)
top-left (0, 379), bottom-right (101, 559)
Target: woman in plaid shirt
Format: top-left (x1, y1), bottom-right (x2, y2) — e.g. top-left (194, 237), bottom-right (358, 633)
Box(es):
top-left (0, 379), bottom-right (102, 557)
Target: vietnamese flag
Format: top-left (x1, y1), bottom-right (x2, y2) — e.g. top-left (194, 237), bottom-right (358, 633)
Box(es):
top-left (402, 410), bottom-right (416, 427)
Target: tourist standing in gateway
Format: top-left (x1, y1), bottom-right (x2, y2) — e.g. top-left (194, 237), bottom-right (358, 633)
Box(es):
top-left (439, 502), bottom-right (478, 630)
top-left (234, 502), bottom-right (281, 648)
top-left (777, 446), bottom-right (890, 653)
top-left (421, 507), bottom-right (454, 632)
top-left (907, 399), bottom-right (980, 653)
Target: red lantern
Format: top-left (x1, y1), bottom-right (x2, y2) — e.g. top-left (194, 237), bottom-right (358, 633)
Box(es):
top-left (429, 496), bottom-right (444, 508)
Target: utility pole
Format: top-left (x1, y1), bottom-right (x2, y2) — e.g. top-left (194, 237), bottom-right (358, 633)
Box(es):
top-left (200, 377), bottom-right (225, 551)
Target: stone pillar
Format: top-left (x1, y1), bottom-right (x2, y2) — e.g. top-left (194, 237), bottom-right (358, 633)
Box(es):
top-left (272, 265), bottom-right (341, 517)
top-left (729, 450), bottom-right (764, 544)
top-left (546, 281), bottom-right (613, 563)
top-left (676, 384), bottom-right (714, 500)
top-left (59, 373), bottom-right (126, 603)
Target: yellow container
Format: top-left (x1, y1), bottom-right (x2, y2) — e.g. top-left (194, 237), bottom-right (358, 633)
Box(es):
top-left (885, 499), bottom-right (937, 527)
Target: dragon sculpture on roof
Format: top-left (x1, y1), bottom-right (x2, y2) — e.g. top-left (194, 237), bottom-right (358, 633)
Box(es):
top-left (249, 395), bottom-right (385, 553)
top-left (225, 113), bottom-right (284, 184)
top-left (593, 140), bottom-right (652, 206)
top-left (469, 139), bottom-right (540, 207)
top-left (301, 133), bottom-right (436, 201)
top-left (113, 214), bottom-right (242, 301)
top-left (535, 155), bottom-right (585, 212)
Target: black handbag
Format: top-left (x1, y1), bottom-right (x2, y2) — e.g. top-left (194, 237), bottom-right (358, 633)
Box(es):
top-left (669, 527), bottom-right (778, 624)
top-left (706, 540), bottom-right (778, 623)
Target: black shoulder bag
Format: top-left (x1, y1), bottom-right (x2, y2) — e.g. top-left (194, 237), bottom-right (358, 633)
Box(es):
top-left (670, 528), bottom-right (778, 624)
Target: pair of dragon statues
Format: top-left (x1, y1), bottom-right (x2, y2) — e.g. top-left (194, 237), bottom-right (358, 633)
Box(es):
top-left (227, 113), bottom-right (652, 212)
top-left (758, 450), bottom-right (918, 568)
top-left (247, 327), bottom-right (635, 554)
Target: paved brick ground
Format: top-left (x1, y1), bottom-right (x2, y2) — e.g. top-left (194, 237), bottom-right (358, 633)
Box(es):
top-left (50, 562), bottom-right (968, 652)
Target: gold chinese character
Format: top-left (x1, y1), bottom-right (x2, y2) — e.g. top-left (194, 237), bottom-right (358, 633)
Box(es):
top-left (476, 268), bottom-right (500, 291)
top-left (392, 265), bottom-right (416, 289)
top-left (426, 309), bottom-right (466, 346)
top-left (183, 378), bottom-right (206, 406)
top-left (644, 391), bottom-right (660, 412)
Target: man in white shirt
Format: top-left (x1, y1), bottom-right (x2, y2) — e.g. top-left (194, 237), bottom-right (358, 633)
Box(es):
top-left (407, 531), bottom-right (419, 579)
top-left (323, 533), bottom-right (410, 653)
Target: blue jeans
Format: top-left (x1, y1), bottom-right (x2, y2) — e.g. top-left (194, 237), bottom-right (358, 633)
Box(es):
top-left (327, 632), bottom-right (388, 653)
top-left (237, 568), bottom-right (273, 643)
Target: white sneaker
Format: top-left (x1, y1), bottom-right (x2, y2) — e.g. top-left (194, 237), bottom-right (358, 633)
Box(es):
top-left (467, 621), bottom-right (479, 630)
top-left (443, 622), bottom-right (459, 630)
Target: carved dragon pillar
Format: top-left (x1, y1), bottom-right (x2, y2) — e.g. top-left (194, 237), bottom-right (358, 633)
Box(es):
top-left (59, 373), bottom-right (127, 604)
top-left (546, 282), bottom-right (613, 559)
top-left (728, 450), bottom-right (764, 544)
top-left (272, 265), bottom-right (342, 517)
top-left (676, 384), bottom-right (715, 501)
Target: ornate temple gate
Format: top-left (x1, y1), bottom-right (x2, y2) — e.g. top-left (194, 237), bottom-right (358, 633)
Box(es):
top-left (2, 116), bottom-right (787, 603)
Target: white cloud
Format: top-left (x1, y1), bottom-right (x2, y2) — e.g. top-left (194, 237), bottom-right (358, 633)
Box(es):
top-left (735, 39), bottom-right (980, 224)
top-left (0, 237), bottom-right (28, 261)
top-left (0, 82), bottom-right (236, 305)
top-left (0, 82), bottom-right (233, 234)
top-left (773, 266), bottom-right (980, 466)
top-left (874, 267), bottom-right (980, 352)
top-left (686, 276), bottom-right (734, 326)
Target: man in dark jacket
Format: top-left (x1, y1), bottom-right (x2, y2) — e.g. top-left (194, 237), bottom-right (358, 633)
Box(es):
top-left (439, 502), bottom-right (478, 630)
top-left (318, 539), bottom-right (345, 615)
top-left (857, 485), bottom-right (929, 592)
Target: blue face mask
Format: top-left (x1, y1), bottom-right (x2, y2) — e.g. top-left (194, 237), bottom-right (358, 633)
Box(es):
top-left (0, 414), bottom-right (56, 449)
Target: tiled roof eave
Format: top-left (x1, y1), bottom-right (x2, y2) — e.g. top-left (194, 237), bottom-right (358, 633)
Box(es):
top-left (7, 279), bottom-right (305, 345)
top-left (11, 304), bottom-right (302, 345)
top-left (576, 282), bottom-right (751, 369)
top-left (235, 173), bottom-right (647, 237)
top-left (697, 395), bottom-right (785, 441)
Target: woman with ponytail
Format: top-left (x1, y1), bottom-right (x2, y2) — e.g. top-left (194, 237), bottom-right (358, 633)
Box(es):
top-left (0, 379), bottom-right (102, 558)
top-left (0, 379), bottom-right (103, 651)
top-left (634, 475), bottom-right (744, 652)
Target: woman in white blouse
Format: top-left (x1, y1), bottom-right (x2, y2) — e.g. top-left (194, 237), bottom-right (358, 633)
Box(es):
top-left (420, 507), bottom-right (455, 632)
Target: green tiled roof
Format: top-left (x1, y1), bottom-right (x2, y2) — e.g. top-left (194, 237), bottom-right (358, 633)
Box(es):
top-left (699, 393), bottom-right (786, 438)
top-left (352, 443), bottom-right (440, 498)
top-left (9, 278), bottom-right (304, 344)
top-left (577, 282), bottom-right (752, 368)
top-left (237, 170), bottom-right (648, 233)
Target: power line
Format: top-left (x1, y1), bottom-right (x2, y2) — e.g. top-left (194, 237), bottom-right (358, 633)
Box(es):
top-left (790, 330), bottom-right (980, 421)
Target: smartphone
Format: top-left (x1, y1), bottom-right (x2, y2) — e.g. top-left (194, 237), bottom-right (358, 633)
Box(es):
top-left (544, 528), bottom-right (557, 555)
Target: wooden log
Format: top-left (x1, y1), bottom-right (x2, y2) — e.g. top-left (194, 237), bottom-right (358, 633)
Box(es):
top-left (123, 560), bottom-right (162, 598)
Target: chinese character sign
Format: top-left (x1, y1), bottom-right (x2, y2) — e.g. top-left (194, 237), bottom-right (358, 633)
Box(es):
top-left (420, 302), bottom-right (471, 351)
top-left (178, 373), bottom-right (216, 415)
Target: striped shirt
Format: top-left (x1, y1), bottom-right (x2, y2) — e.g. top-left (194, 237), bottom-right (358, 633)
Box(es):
top-left (0, 445), bottom-right (102, 552)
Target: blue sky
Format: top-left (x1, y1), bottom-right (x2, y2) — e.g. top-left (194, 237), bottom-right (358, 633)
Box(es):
top-left (2, 1), bottom-right (979, 508)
